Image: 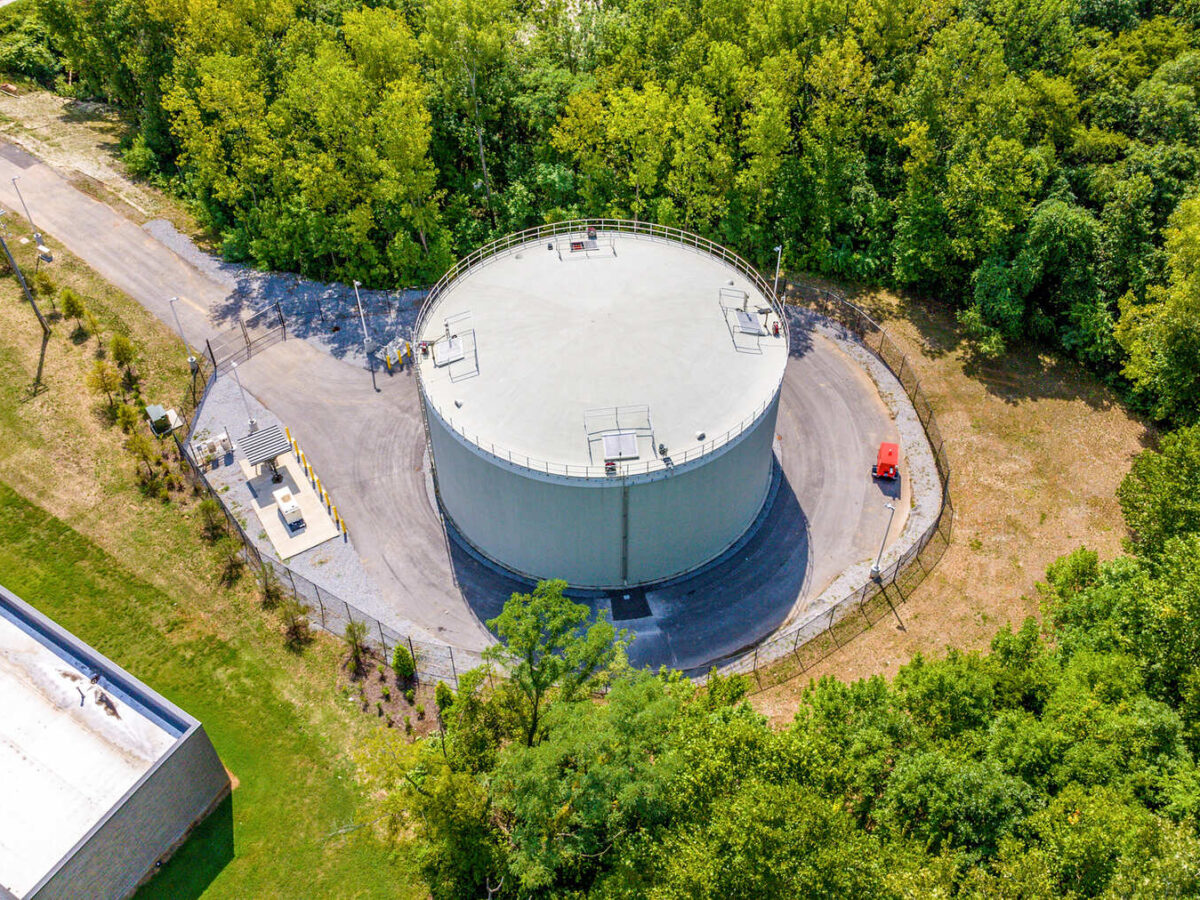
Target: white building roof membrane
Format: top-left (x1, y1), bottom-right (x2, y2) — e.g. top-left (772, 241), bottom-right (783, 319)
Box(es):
top-left (0, 614), bottom-right (177, 898)
top-left (418, 232), bottom-right (787, 471)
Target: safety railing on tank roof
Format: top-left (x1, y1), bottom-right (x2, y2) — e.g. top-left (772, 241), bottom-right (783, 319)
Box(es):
top-left (413, 220), bottom-right (789, 480)
top-left (430, 390), bottom-right (778, 479)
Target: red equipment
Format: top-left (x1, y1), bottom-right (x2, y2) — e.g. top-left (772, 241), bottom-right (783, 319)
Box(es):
top-left (873, 442), bottom-right (899, 480)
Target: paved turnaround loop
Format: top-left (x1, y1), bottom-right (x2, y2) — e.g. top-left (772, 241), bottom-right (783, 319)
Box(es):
top-left (0, 140), bottom-right (911, 668)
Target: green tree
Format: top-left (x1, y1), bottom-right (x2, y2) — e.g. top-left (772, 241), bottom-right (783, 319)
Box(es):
top-left (109, 333), bottom-right (136, 371)
top-left (421, 0), bottom-right (514, 225)
top-left (60, 287), bottom-right (86, 326)
top-left (1118, 422), bottom-right (1200, 555)
top-left (124, 431), bottom-right (156, 479)
top-left (483, 579), bottom-right (625, 747)
top-left (86, 359), bottom-right (120, 408)
top-left (1117, 196), bottom-right (1200, 424)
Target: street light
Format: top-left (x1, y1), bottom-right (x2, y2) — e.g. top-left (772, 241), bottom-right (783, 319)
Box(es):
top-left (353, 280), bottom-right (378, 391)
top-left (10, 176), bottom-right (40, 243)
top-left (168, 296), bottom-right (198, 372)
top-left (772, 244), bottom-right (783, 298)
top-left (230, 361), bottom-right (256, 433)
top-left (870, 502), bottom-right (897, 580)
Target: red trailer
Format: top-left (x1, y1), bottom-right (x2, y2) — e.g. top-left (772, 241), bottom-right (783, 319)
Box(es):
top-left (873, 442), bottom-right (899, 480)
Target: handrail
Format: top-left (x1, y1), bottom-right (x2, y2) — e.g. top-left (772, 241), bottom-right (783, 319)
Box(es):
top-left (413, 220), bottom-right (789, 481)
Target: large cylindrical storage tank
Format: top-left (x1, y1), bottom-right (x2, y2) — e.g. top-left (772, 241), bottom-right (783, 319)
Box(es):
top-left (414, 223), bottom-right (788, 589)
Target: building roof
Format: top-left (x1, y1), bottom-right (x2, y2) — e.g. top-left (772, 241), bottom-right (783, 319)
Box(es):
top-left (0, 587), bottom-right (190, 899)
top-left (416, 230), bottom-right (788, 476)
top-left (238, 424), bottom-right (292, 467)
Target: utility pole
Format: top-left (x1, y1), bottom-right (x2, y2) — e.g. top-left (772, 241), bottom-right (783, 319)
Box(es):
top-left (0, 213), bottom-right (51, 392)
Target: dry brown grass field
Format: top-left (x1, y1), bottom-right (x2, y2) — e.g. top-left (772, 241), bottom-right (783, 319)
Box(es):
top-left (751, 284), bottom-right (1153, 723)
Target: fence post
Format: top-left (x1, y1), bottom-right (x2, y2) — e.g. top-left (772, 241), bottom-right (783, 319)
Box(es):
top-left (377, 620), bottom-right (386, 653)
top-left (449, 646), bottom-right (458, 686)
top-left (206, 338), bottom-right (217, 369)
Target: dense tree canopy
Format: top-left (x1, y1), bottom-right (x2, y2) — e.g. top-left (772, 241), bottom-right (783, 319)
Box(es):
top-left (10, 0), bottom-right (1200, 419)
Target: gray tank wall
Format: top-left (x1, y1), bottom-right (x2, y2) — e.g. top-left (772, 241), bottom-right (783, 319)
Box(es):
top-left (427, 393), bottom-right (780, 587)
top-left (29, 725), bottom-right (230, 900)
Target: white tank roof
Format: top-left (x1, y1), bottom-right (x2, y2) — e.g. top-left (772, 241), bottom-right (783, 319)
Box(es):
top-left (416, 230), bottom-right (788, 475)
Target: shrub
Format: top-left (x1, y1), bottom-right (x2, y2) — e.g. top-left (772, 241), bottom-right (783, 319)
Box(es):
top-left (435, 681), bottom-right (454, 712)
top-left (280, 596), bottom-right (312, 647)
top-left (215, 535), bottom-right (243, 585)
top-left (344, 620), bottom-right (370, 677)
top-left (392, 644), bottom-right (416, 682)
top-left (404, 715), bottom-right (412, 735)
top-left (198, 498), bottom-right (226, 542)
top-left (115, 403), bottom-right (139, 433)
top-left (416, 703), bottom-right (425, 720)
top-left (376, 701), bottom-right (383, 717)
top-left (261, 566), bottom-right (284, 610)
top-left (404, 687), bottom-right (415, 704)
top-left (382, 685), bottom-right (391, 701)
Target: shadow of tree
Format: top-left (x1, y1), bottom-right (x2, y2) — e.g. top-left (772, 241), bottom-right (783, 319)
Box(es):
top-left (133, 792), bottom-right (235, 900)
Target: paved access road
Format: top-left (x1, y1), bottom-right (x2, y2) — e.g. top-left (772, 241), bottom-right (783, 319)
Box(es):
top-left (0, 138), bottom-right (913, 667)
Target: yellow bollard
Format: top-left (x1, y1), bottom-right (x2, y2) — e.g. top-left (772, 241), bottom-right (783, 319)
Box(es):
top-left (384, 353), bottom-right (392, 372)
top-left (331, 504), bottom-right (338, 521)
top-left (285, 426), bottom-right (292, 444)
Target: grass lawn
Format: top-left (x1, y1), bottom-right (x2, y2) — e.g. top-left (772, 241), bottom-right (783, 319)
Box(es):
top-left (0, 230), bottom-right (424, 897)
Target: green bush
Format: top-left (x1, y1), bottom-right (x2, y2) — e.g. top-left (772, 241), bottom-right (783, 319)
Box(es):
top-left (392, 644), bottom-right (416, 682)
top-left (435, 681), bottom-right (453, 712)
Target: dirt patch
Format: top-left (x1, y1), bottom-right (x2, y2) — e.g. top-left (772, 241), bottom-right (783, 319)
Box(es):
top-left (337, 648), bottom-right (441, 740)
top-left (0, 87), bottom-right (202, 237)
top-left (751, 286), bottom-right (1152, 724)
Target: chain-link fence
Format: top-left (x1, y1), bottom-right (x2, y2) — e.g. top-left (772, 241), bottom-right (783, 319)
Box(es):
top-left (175, 439), bottom-right (483, 688)
top-left (179, 305), bottom-right (481, 688)
top-left (177, 273), bottom-right (948, 693)
top-left (714, 282), bottom-right (954, 691)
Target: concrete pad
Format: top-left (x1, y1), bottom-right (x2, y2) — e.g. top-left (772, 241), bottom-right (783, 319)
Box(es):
top-left (241, 457), bottom-right (339, 560)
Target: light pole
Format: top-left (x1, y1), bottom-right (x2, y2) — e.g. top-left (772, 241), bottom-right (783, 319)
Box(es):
top-left (10, 176), bottom-right (40, 242)
top-left (168, 296), bottom-right (198, 372)
top-left (870, 502), bottom-right (897, 580)
top-left (231, 361), bottom-right (256, 433)
top-left (353, 280), bottom-right (378, 391)
top-left (772, 244), bottom-right (783, 298)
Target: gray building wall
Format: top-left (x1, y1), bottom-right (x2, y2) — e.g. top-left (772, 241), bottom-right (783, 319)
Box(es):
top-left (428, 392), bottom-right (780, 587)
top-left (28, 725), bottom-right (229, 900)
